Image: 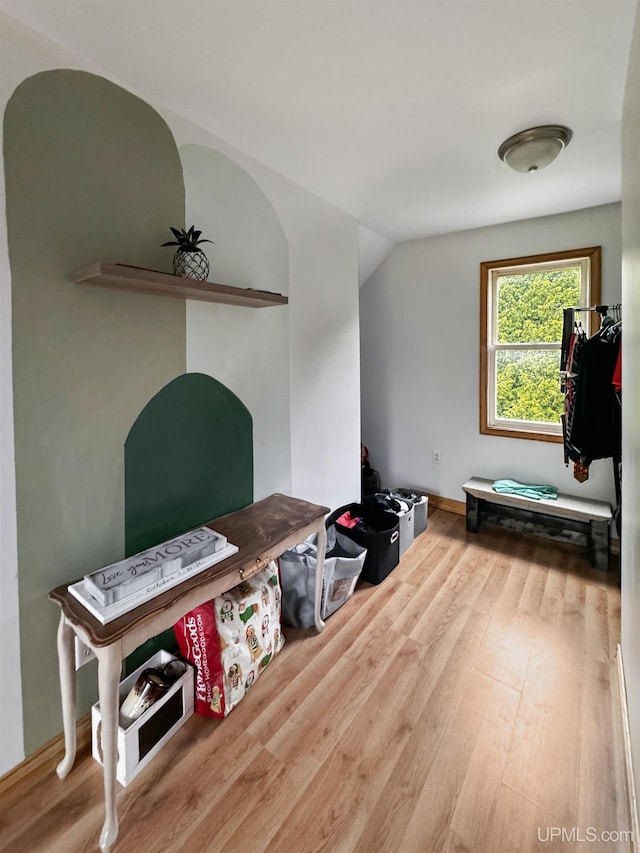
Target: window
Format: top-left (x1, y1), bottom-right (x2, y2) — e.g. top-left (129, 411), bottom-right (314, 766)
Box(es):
top-left (480, 246), bottom-right (601, 442)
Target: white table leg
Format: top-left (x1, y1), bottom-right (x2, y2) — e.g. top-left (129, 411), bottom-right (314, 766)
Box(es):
top-left (56, 612), bottom-right (77, 779)
top-left (97, 644), bottom-right (121, 853)
top-left (314, 522), bottom-right (327, 633)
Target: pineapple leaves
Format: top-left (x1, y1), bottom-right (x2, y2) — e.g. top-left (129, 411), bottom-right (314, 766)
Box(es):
top-left (161, 224), bottom-right (214, 252)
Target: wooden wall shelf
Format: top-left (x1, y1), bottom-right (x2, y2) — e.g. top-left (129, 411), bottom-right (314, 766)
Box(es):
top-left (73, 263), bottom-right (288, 308)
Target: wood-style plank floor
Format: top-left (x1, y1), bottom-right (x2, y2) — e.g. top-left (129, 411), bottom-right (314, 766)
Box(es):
top-left (1, 510), bottom-right (631, 853)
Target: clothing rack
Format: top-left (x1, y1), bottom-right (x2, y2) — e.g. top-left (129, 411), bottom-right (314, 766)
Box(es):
top-left (569, 303), bottom-right (621, 312)
top-left (563, 304), bottom-right (622, 351)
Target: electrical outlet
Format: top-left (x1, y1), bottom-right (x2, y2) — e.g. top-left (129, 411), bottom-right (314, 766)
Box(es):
top-left (75, 636), bottom-right (96, 670)
top-left (432, 450), bottom-right (441, 464)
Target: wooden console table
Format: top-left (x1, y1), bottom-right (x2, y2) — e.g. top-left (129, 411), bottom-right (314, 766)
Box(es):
top-left (49, 493), bottom-right (329, 852)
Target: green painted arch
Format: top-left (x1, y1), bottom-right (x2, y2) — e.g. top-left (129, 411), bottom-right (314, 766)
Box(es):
top-left (124, 372), bottom-right (254, 557)
top-left (180, 144), bottom-right (289, 294)
top-left (4, 68), bottom-right (186, 753)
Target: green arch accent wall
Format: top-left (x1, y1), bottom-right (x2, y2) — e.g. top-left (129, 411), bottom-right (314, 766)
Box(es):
top-left (123, 372), bottom-right (253, 671)
top-left (125, 371), bottom-right (253, 554)
top-left (180, 144), bottom-right (289, 295)
top-left (4, 69), bottom-right (186, 753)
top-left (180, 143), bottom-right (291, 501)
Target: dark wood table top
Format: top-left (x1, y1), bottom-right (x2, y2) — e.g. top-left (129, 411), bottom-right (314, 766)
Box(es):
top-left (50, 493), bottom-right (328, 647)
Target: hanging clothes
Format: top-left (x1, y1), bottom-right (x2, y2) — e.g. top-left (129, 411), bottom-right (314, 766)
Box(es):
top-left (561, 305), bottom-right (622, 546)
top-left (563, 313), bottom-right (621, 474)
top-left (561, 307), bottom-right (575, 375)
top-left (612, 346), bottom-right (622, 393)
top-left (562, 320), bottom-right (587, 467)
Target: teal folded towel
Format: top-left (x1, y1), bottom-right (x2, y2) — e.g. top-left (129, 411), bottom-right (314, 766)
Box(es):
top-left (492, 479), bottom-right (558, 501)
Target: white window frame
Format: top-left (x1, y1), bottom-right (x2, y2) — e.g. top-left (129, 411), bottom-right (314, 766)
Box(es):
top-left (480, 247), bottom-right (601, 443)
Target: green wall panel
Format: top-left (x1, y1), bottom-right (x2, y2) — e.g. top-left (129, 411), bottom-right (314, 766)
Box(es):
top-left (125, 372), bottom-right (253, 555)
top-left (4, 70), bottom-right (186, 753)
top-left (123, 372), bottom-right (253, 671)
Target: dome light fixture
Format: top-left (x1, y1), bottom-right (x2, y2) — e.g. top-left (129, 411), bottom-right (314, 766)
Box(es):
top-left (498, 125), bottom-right (573, 173)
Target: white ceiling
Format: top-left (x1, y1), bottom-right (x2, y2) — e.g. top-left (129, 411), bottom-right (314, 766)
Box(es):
top-left (1, 0), bottom-right (637, 244)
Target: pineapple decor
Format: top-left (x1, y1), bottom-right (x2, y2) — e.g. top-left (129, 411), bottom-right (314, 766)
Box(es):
top-left (161, 225), bottom-right (213, 281)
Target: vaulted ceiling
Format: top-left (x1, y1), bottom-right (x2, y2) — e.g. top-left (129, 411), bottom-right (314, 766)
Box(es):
top-left (1, 0), bottom-right (636, 244)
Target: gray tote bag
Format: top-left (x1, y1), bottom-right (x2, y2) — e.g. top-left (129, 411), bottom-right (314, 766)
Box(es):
top-left (279, 526), bottom-right (367, 627)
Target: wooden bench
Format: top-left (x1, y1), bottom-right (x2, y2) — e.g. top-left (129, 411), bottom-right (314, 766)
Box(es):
top-left (462, 477), bottom-right (612, 571)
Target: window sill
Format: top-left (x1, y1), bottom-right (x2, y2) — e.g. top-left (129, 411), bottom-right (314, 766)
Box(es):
top-left (480, 424), bottom-right (563, 444)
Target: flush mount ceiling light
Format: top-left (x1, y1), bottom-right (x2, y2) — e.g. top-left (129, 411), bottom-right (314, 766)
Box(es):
top-left (498, 125), bottom-right (573, 173)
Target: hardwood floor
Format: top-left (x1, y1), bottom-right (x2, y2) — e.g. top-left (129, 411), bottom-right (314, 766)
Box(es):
top-left (1, 510), bottom-right (631, 852)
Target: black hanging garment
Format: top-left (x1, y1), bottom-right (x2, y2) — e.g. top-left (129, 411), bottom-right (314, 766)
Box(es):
top-left (566, 333), bottom-right (621, 467)
top-left (560, 307), bottom-right (575, 374)
top-left (562, 325), bottom-right (586, 465)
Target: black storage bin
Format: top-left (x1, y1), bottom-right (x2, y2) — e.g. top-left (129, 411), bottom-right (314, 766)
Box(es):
top-left (327, 503), bottom-right (400, 585)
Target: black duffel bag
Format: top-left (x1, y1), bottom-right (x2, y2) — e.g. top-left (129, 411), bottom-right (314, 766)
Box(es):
top-left (327, 503), bottom-right (400, 585)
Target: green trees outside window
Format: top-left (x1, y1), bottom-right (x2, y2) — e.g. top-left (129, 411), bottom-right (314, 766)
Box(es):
top-left (495, 269), bottom-right (581, 424)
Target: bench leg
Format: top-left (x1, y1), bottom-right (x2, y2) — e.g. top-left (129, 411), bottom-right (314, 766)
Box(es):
top-left (466, 494), bottom-right (479, 533)
top-left (590, 520), bottom-right (610, 571)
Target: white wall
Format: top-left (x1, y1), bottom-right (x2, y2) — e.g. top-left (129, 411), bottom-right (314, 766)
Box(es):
top-left (621, 0), bottom-right (640, 810)
top-left (358, 223), bottom-right (395, 286)
top-left (360, 203), bottom-right (621, 506)
top-left (285, 194), bottom-right (360, 510)
top-left (228, 162), bottom-right (360, 512)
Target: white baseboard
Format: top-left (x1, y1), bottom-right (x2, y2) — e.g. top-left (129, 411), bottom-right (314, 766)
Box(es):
top-left (616, 644), bottom-right (640, 849)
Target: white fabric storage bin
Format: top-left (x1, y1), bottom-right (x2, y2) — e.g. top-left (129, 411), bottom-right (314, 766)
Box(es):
top-left (91, 649), bottom-right (194, 787)
top-left (382, 494), bottom-right (415, 555)
top-left (393, 490), bottom-right (429, 537)
top-left (411, 495), bottom-right (428, 536)
top-left (397, 504), bottom-right (414, 555)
